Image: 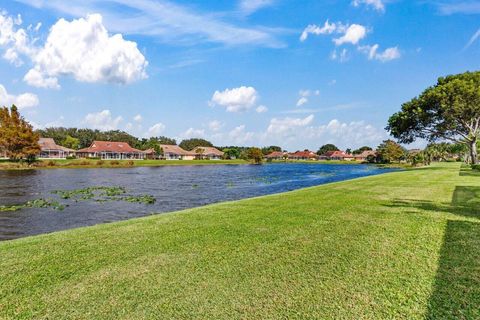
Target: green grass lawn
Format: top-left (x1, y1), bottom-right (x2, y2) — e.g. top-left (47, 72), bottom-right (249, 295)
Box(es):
top-left (1, 163), bottom-right (479, 319)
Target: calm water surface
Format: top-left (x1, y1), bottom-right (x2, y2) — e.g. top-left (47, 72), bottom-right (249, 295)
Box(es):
top-left (0, 163), bottom-right (397, 240)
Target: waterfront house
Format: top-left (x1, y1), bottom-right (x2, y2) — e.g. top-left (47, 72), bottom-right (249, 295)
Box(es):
top-left (192, 146), bottom-right (224, 160)
top-left (38, 138), bottom-right (75, 159)
top-left (288, 150), bottom-right (318, 160)
top-left (323, 150), bottom-right (355, 161)
top-left (143, 148), bottom-right (159, 160)
top-left (353, 150), bottom-right (377, 162)
top-left (77, 141), bottom-right (145, 160)
top-left (160, 144), bottom-right (194, 160)
top-left (265, 151), bottom-right (287, 160)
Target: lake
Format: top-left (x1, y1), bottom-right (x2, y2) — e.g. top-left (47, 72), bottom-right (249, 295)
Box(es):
top-left (0, 163), bottom-right (398, 240)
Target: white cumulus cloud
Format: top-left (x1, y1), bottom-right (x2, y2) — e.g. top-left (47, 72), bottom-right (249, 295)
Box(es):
top-left (133, 114), bottom-right (143, 122)
top-left (267, 114), bottom-right (314, 136)
top-left (359, 44), bottom-right (401, 62)
top-left (210, 86), bottom-right (258, 112)
top-left (83, 109), bottom-right (123, 131)
top-left (352, 0), bottom-right (385, 12)
top-left (256, 105), bottom-right (268, 113)
top-left (147, 122), bottom-right (166, 137)
top-left (333, 24), bottom-right (367, 46)
top-left (181, 127), bottom-right (206, 139)
top-left (0, 84), bottom-right (39, 109)
top-left (239, 0), bottom-right (274, 15)
top-left (0, 11), bottom-right (35, 66)
top-left (24, 14), bottom-right (148, 89)
top-left (228, 125), bottom-right (255, 144)
top-left (304, 119), bottom-right (387, 148)
top-left (300, 21), bottom-right (337, 41)
top-left (296, 97), bottom-right (308, 107)
top-left (208, 120), bottom-right (223, 131)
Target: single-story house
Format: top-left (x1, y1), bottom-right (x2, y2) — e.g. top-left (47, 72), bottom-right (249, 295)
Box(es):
top-left (77, 141), bottom-right (145, 160)
top-left (143, 148), bottom-right (160, 160)
top-left (38, 138), bottom-right (75, 159)
top-left (160, 144), bottom-right (195, 160)
top-left (288, 150), bottom-right (318, 160)
top-left (192, 146), bottom-right (224, 160)
top-left (353, 150), bottom-right (377, 162)
top-left (265, 151), bottom-right (287, 160)
top-left (322, 150), bottom-right (355, 161)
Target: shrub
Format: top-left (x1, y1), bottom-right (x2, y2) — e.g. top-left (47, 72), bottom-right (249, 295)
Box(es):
top-left (96, 160), bottom-right (105, 166)
top-left (127, 160), bottom-right (134, 166)
top-left (79, 160), bottom-right (90, 166)
top-left (66, 156), bottom-right (76, 160)
top-left (110, 160), bottom-right (120, 166)
top-left (33, 161), bottom-right (47, 167)
top-left (472, 164), bottom-right (480, 171)
top-left (47, 160), bottom-right (56, 166)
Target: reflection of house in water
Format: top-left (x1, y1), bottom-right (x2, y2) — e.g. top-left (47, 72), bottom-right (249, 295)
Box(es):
top-left (38, 138), bottom-right (75, 159)
top-left (77, 141), bottom-right (145, 160)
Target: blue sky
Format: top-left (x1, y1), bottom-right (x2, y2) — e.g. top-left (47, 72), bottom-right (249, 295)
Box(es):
top-left (0, 0), bottom-right (479, 150)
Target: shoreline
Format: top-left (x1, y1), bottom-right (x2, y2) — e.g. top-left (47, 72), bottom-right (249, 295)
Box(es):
top-left (0, 158), bottom-right (378, 170)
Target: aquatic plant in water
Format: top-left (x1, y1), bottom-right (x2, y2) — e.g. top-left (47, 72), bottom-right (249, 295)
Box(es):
top-left (0, 186), bottom-right (155, 212)
top-left (0, 198), bottom-right (66, 212)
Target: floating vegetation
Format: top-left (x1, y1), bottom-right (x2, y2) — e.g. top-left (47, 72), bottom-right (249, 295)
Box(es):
top-left (0, 186), bottom-right (155, 213)
top-left (52, 186), bottom-right (126, 200)
top-left (122, 195), bottom-right (156, 204)
top-left (0, 198), bottom-right (66, 212)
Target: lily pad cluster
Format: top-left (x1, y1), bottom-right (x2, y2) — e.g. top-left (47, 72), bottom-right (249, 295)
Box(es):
top-left (0, 186), bottom-right (156, 212)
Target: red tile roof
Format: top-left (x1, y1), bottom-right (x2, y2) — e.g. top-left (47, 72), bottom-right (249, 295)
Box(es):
top-left (354, 150), bottom-right (377, 159)
top-left (39, 138), bottom-right (74, 152)
top-left (323, 150), bottom-right (353, 158)
top-left (266, 151), bottom-right (286, 158)
top-left (192, 146), bottom-right (224, 156)
top-left (77, 141), bottom-right (143, 153)
top-left (160, 144), bottom-right (194, 156)
top-left (289, 150), bottom-right (317, 158)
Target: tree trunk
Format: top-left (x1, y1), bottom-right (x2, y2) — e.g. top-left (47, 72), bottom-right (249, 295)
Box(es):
top-left (470, 138), bottom-right (478, 165)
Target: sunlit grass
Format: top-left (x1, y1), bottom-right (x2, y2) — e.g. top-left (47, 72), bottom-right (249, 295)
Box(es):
top-left (1, 163), bottom-right (479, 319)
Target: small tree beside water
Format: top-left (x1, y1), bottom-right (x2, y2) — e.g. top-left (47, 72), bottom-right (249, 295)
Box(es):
top-left (0, 105), bottom-right (40, 162)
top-left (246, 147), bottom-right (264, 164)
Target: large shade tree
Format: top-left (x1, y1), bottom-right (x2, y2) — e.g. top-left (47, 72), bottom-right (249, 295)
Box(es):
top-left (387, 71), bottom-right (480, 164)
top-left (0, 105), bottom-right (40, 161)
top-left (316, 144), bottom-right (339, 155)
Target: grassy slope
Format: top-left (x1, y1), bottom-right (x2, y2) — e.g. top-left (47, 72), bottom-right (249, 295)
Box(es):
top-left (1, 163), bottom-right (479, 319)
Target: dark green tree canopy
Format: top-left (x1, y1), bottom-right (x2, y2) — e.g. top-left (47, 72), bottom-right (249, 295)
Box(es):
top-left (352, 146), bottom-right (373, 154)
top-left (179, 138), bottom-right (213, 151)
top-left (317, 144), bottom-right (339, 155)
top-left (261, 146), bottom-right (282, 155)
top-left (387, 71), bottom-right (480, 163)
